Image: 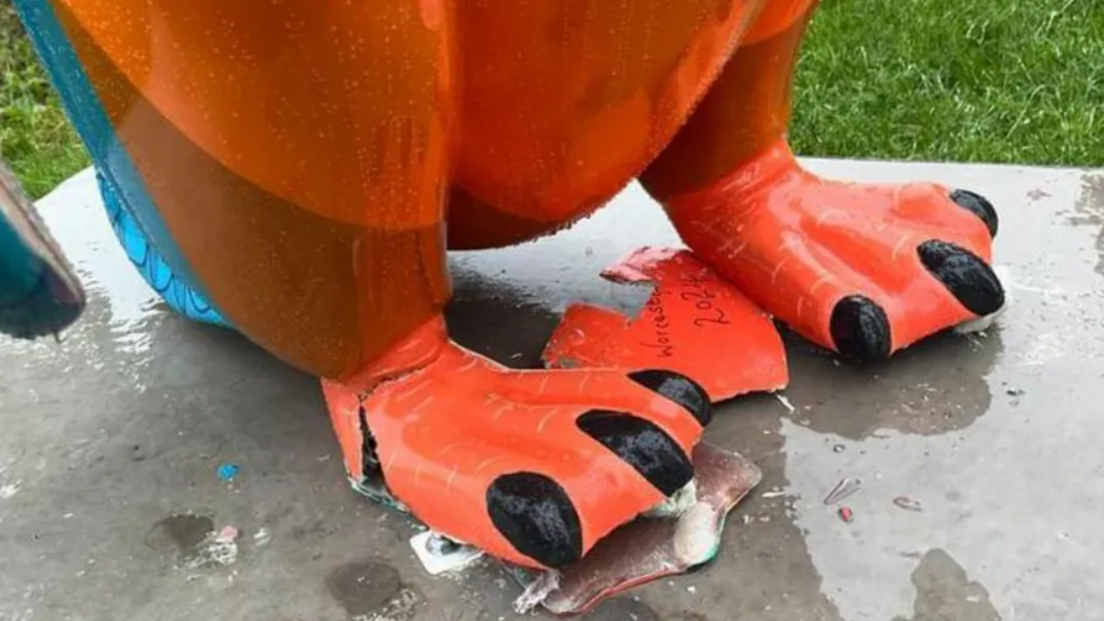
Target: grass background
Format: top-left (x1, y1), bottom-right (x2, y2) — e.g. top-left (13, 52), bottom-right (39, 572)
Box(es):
top-left (1, 1), bottom-right (86, 198)
top-left (791, 0), bottom-right (1103, 167)
top-left (1, 0), bottom-right (1101, 198)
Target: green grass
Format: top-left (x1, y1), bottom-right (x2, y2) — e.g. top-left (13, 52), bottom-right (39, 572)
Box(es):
top-left (1, 1), bottom-right (88, 198)
top-left (791, 0), bottom-right (1104, 166)
top-left (0, 0), bottom-right (1100, 199)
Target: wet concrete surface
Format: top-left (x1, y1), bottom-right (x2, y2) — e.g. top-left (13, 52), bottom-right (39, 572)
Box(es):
top-left (2, 160), bottom-right (1103, 620)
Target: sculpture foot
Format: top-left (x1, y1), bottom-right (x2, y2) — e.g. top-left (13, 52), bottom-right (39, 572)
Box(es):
top-left (666, 139), bottom-right (1006, 362)
top-left (322, 317), bottom-right (713, 569)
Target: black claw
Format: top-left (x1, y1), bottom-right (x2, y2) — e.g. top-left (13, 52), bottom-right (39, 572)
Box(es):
top-left (628, 370), bottom-right (712, 427)
top-left (830, 295), bottom-right (892, 363)
top-left (918, 240), bottom-right (1005, 316)
top-left (950, 189), bottom-right (999, 239)
top-left (577, 411), bottom-right (694, 497)
top-left (487, 473), bottom-right (583, 568)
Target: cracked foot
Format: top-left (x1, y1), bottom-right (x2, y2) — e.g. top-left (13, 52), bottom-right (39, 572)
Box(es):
top-left (665, 139), bottom-right (1005, 362)
top-left (322, 320), bottom-right (711, 569)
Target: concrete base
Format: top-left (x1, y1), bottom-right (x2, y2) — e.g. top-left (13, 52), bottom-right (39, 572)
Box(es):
top-left (2, 159), bottom-right (1102, 621)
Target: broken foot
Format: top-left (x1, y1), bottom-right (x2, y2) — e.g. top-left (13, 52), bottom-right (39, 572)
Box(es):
top-left (665, 139), bottom-right (1006, 362)
top-left (322, 318), bottom-right (712, 569)
top-left (543, 247), bottom-right (788, 400)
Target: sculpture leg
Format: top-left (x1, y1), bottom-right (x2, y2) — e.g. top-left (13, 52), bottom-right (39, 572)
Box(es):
top-left (642, 0), bottom-right (1005, 361)
top-left (15, 0), bottom-right (455, 377)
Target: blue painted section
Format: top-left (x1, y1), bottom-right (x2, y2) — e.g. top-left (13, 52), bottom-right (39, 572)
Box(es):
top-left (97, 173), bottom-right (230, 327)
top-left (0, 194), bottom-right (84, 338)
top-left (11, 0), bottom-right (229, 324)
top-left (0, 214), bottom-right (42, 306)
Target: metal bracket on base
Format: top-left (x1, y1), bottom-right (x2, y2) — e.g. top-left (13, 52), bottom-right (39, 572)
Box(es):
top-left (410, 531), bottom-right (485, 576)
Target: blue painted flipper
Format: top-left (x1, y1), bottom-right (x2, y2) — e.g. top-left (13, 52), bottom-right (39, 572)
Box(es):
top-left (96, 172), bottom-right (231, 328)
top-left (0, 163), bottom-right (85, 339)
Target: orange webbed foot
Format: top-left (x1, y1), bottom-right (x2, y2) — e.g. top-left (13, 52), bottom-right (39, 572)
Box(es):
top-left (666, 140), bottom-right (1005, 362)
top-left (323, 320), bottom-right (711, 569)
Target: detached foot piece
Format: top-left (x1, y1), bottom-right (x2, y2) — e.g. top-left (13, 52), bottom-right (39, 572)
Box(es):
top-left (544, 247), bottom-right (788, 399)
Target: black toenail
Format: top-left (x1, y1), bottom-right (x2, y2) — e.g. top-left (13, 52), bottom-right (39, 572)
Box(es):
top-left (487, 473), bottom-right (583, 568)
top-left (628, 370), bottom-right (712, 426)
top-left (950, 189), bottom-right (999, 238)
top-left (918, 240), bottom-right (1005, 316)
top-left (577, 411), bottom-right (694, 497)
top-left (830, 295), bottom-right (892, 363)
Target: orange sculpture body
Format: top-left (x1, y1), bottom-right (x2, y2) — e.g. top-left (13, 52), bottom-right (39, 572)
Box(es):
top-left (16, 0), bottom-right (1004, 573)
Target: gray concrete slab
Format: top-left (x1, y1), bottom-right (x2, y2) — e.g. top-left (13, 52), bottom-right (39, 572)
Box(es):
top-left (1, 160), bottom-right (1102, 621)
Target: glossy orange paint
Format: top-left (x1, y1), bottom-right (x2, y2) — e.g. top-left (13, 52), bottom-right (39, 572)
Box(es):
top-left (662, 139), bottom-right (994, 354)
top-left (323, 331), bottom-right (706, 569)
top-left (447, 0), bottom-right (772, 250)
top-left (453, 0), bottom-right (765, 225)
top-left (543, 247), bottom-right (788, 400)
top-left (641, 0), bottom-right (818, 201)
top-left (53, 0), bottom-right (455, 382)
top-left (445, 2), bottom-right (826, 255)
top-left (56, 0), bottom-right (454, 229)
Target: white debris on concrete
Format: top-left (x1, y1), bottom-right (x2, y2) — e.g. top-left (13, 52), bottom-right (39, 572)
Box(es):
top-left (185, 525), bottom-right (239, 569)
top-left (0, 481), bottom-right (22, 499)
